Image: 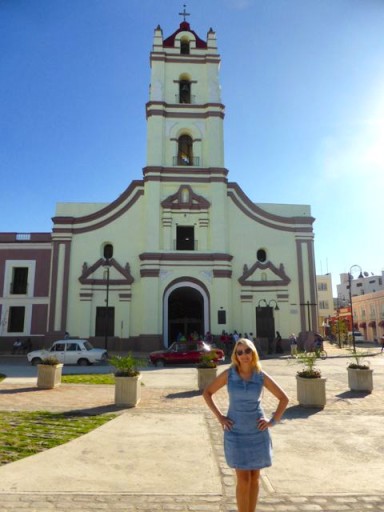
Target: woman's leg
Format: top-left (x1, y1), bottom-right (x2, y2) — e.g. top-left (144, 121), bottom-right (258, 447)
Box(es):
top-left (248, 470), bottom-right (260, 511)
top-left (235, 469), bottom-right (260, 512)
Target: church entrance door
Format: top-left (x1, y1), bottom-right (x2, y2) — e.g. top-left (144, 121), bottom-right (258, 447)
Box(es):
top-left (167, 286), bottom-right (204, 344)
top-left (255, 306), bottom-right (275, 342)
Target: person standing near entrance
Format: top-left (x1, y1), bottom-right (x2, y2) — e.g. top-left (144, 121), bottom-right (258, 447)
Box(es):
top-left (203, 338), bottom-right (288, 512)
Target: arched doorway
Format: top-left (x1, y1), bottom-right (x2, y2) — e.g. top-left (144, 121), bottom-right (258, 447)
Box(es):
top-left (163, 281), bottom-right (209, 347)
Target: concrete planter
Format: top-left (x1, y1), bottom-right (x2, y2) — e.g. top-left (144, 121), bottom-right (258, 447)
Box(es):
top-left (114, 375), bottom-right (142, 407)
top-left (296, 376), bottom-right (326, 408)
top-left (37, 364), bottom-right (63, 389)
top-left (347, 367), bottom-right (373, 393)
top-left (197, 367), bottom-right (217, 391)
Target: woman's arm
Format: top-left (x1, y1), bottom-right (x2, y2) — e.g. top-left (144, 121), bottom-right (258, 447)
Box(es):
top-left (202, 369), bottom-right (233, 431)
top-left (258, 371), bottom-right (289, 430)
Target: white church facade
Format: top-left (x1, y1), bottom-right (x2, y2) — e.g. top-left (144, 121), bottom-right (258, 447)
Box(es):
top-left (0, 19), bottom-right (317, 351)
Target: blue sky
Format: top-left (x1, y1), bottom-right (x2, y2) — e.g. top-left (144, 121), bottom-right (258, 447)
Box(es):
top-left (1, 0), bottom-right (383, 293)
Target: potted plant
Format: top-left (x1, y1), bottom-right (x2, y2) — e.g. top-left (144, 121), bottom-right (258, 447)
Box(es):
top-left (347, 350), bottom-right (373, 392)
top-left (37, 356), bottom-right (64, 389)
top-left (109, 353), bottom-right (145, 407)
top-left (295, 351), bottom-right (326, 408)
top-left (197, 352), bottom-right (218, 391)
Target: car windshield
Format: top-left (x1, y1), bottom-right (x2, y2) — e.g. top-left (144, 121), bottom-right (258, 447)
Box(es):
top-left (84, 341), bottom-right (94, 351)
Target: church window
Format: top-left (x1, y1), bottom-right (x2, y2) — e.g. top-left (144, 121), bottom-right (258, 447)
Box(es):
top-left (180, 38), bottom-right (190, 55)
top-left (176, 226), bottom-right (195, 250)
top-left (177, 135), bottom-right (193, 165)
top-left (103, 243), bottom-right (113, 260)
top-left (257, 249), bottom-right (267, 263)
top-left (179, 80), bottom-right (191, 103)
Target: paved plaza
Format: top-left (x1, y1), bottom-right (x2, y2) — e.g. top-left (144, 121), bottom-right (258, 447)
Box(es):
top-left (0, 343), bottom-right (383, 511)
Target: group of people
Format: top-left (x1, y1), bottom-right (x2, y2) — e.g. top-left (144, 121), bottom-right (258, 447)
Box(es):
top-left (203, 336), bottom-right (289, 512)
top-left (11, 337), bottom-right (32, 354)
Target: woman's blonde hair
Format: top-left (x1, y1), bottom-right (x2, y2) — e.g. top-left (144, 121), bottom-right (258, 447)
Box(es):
top-left (231, 338), bottom-right (262, 373)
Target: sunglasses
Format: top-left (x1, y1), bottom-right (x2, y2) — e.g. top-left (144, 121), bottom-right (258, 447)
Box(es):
top-left (236, 347), bottom-right (252, 356)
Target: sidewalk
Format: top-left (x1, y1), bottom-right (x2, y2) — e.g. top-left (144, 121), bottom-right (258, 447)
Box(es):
top-left (0, 344), bottom-right (383, 511)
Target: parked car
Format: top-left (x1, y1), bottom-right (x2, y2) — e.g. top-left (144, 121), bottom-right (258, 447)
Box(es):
top-left (27, 340), bottom-right (108, 366)
top-left (347, 331), bottom-right (365, 343)
top-left (149, 341), bottom-right (225, 367)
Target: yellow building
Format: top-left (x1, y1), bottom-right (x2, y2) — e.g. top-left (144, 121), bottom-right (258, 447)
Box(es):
top-left (10, 19), bottom-right (317, 350)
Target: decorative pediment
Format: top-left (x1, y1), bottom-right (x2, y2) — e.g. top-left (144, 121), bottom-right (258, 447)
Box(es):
top-left (238, 261), bottom-right (291, 287)
top-left (79, 258), bottom-right (134, 286)
top-left (161, 185), bottom-right (210, 210)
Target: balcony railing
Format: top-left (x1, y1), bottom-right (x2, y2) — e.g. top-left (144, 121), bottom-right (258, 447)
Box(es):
top-left (175, 94), bottom-right (196, 104)
top-left (173, 156), bottom-right (200, 166)
top-left (173, 240), bottom-right (198, 251)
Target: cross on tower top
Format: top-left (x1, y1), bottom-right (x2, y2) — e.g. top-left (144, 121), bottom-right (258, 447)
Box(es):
top-left (178, 4), bottom-right (190, 22)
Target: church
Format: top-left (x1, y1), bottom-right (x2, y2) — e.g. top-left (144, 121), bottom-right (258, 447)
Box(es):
top-left (0, 17), bottom-right (317, 351)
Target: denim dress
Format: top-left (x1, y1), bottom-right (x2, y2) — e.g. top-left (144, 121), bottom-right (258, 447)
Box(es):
top-left (224, 366), bottom-right (272, 470)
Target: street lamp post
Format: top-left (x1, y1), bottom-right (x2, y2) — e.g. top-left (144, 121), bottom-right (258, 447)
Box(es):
top-left (348, 264), bottom-right (364, 353)
top-left (103, 259), bottom-right (111, 351)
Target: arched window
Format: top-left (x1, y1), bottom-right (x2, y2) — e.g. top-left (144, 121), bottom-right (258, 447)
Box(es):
top-left (180, 38), bottom-right (190, 55)
top-left (178, 135), bottom-right (193, 165)
top-left (179, 80), bottom-right (191, 103)
top-left (103, 243), bottom-right (113, 260)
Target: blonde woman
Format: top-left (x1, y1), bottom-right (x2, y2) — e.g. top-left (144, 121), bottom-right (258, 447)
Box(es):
top-left (203, 338), bottom-right (288, 512)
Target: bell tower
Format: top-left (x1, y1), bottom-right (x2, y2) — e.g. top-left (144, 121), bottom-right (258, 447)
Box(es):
top-left (145, 18), bottom-right (225, 174)
top-left (142, 15), bottom-right (229, 255)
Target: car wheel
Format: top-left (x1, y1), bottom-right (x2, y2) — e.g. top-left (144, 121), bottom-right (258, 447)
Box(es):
top-left (78, 358), bottom-right (89, 366)
top-left (156, 359), bottom-right (165, 368)
top-left (31, 357), bottom-right (42, 366)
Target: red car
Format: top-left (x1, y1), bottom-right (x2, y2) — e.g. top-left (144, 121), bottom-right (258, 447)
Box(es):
top-left (149, 341), bottom-right (225, 367)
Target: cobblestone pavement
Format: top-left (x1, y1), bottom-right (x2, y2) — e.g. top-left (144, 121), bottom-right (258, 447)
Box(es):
top-left (1, 345), bottom-right (384, 511)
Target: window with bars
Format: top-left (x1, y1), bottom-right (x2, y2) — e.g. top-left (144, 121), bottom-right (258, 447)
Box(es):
top-left (11, 267), bottom-right (28, 294)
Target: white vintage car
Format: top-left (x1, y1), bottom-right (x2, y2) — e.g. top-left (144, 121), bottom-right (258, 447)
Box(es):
top-left (27, 339), bottom-right (108, 366)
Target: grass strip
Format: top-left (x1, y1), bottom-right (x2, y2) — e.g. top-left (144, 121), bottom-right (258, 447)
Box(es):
top-left (62, 373), bottom-right (115, 385)
top-left (0, 411), bottom-right (116, 466)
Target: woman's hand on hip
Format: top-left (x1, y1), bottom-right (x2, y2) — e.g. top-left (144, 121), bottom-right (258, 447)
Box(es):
top-left (257, 417), bottom-right (272, 430)
top-left (219, 415), bottom-right (234, 431)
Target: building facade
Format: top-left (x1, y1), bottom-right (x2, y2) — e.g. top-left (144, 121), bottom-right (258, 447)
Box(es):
top-left (0, 20), bottom-right (317, 351)
top-left (337, 271), bottom-right (384, 301)
top-left (316, 273), bottom-right (333, 336)
top-left (0, 233), bottom-right (51, 349)
top-left (351, 290), bottom-right (384, 342)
